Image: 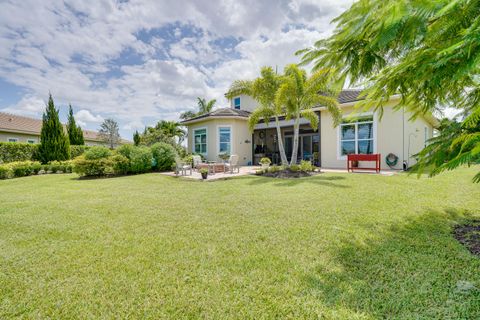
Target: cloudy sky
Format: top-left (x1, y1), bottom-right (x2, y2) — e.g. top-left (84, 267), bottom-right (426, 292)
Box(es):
top-left (0, 0), bottom-right (353, 139)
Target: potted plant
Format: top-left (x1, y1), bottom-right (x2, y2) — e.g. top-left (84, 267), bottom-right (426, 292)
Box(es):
top-left (259, 157), bottom-right (271, 169)
top-left (199, 168), bottom-right (208, 180)
top-left (218, 153), bottom-right (230, 162)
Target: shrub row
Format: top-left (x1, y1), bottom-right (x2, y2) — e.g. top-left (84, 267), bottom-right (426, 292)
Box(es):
top-left (72, 143), bottom-right (177, 177)
top-left (0, 142), bottom-right (90, 164)
top-left (255, 160), bottom-right (316, 175)
top-left (0, 160), bottom-right (73, 179)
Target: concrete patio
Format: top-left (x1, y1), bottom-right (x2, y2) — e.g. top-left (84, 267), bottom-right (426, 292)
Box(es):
top-left (160, 166), bottom-right (399, 180)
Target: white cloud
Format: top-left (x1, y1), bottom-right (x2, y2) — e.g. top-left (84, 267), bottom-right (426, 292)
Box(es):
top-left (1, 95), bottom-right (46, 117)
top-left (0, 0), bottom-right (353, 137)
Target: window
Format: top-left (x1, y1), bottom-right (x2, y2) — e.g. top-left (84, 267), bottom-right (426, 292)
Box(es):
top-left (8, 138), bottom-right (18, 143)
top-left (340, 115), bottom-right (374, 156)
top-left (233, 97), bottom-right (241, 109)
top-left (194, 128), bottom-right (207, 154)
top-left (27, 139), bottom-right (36, 144)
top-left (218, 127), bottom-right (231, 154)
top-left (424, 126), bottom-right (428, 147)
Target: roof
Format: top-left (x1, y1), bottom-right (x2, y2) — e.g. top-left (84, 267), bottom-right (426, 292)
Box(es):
top-left (336, 89), bottom-right (364, 104)
top-left (180, 108), bottom-right (251, 124)
top-left (0, 112), bottom-right (130, 143)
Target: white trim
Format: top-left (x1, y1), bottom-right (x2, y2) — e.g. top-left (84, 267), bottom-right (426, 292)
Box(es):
top-left (7, 137), bottom-right (18, 143)
top-left (181, 116), bottom-right (248, 125)
top-left (254, 117), bottom-right (311, 130)
top-left (192, 126), bottom-right (208, 156)
top-left (337, 112), bottom-right (377, 160)
top-left (216, 124), bottom-right (233, 155)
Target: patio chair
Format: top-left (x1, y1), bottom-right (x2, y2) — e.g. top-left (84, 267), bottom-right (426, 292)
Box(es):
top-left (174, 158), bottom-right (192, 176)
top-left (224, 154), bottom-right (240, 174)
top-left (192, 155), bottom-right (205, 171)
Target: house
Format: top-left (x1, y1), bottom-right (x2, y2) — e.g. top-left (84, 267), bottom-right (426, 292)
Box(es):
top-left (181, 90), bottom-right (439, 170)
top-left (0, 112), bottom-right (130, 147)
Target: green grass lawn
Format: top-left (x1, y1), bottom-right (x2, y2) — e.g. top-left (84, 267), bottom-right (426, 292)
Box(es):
top-left (1, 167), bottom-right (479, 319)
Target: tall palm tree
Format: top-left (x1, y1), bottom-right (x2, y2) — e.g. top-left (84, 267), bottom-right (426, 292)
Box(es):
top-left (226, 67), bottom-right (289, 166)
top-left (157, 120), bottom-right (186, 144)
top-left (276, 65), bottom-right (341, 165)
top-left (197, 98), bottom-right (216, 115)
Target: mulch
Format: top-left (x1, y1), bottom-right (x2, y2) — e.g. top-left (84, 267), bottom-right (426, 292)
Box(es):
top-left (259, 169), bottom-right (317, 179)
top-left (453, 220), bottom-right (480, 257)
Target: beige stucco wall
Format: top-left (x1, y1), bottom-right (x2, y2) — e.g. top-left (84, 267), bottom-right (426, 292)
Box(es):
top-left (320, 100), bottom-right (435, 170)
top-left (0, 131), bottom-right (39, 143)
top-left (187, 118), bottom-right (252, 165)
top-left (229, 94), bottom-right (258, 112)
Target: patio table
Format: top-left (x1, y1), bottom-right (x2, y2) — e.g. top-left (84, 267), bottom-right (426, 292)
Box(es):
top-left (207, 161), bottom-right (217, 175)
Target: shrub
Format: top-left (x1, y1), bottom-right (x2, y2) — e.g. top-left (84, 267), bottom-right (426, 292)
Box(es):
top-left (299, 160), bottom-right (315, 172)
top-left (260, 157), bottom-right (271, 165)
top-left (151, 142), bottom-right (177, 171)
top-left (110, 154), bottom-right (130, 175)
top-left (6, 161), bottom-right (42, 177)
top-left (73, 156), bottom-right (113, 177)
top-left (129, 147), bottom-right (153, 173)
top-left (84, 146), bottom-right (111, 160)
top-left (70, 145), bottom-right (89, 159)
top-left (268, 165), bottom-right (283, 173)
top-left (48, 160), bottom-right (73, 173)
top-left (0, 142), bottom-right (38, 163)
top-left (289, 164), bottom-right (300, 172)
top-left (0, 165), bottom-right (13, 179)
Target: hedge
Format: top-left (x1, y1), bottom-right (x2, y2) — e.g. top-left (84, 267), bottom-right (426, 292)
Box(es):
top-left (0, 160), bottom-right (74, 180)
top-left (0, 142), bottom-right (38, 163)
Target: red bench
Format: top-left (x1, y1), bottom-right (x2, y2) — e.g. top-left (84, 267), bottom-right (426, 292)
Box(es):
top-left (347, 154), bottom-right (381, 173)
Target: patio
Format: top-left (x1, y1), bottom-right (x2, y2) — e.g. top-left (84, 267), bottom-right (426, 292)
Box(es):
top-left (160, 166), bottom-right (398, 180)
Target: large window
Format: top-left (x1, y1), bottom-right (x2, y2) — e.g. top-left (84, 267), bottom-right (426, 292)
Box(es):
top-left (8, 138), bottom-right (18, 143)
top-left (340, 115), bottom-right (374, 156)
top-left (194, 128), bottom-right (207, 154)
top-left (218, 127), bottom-right (231, 154)
top-left (233, 97), bottom-right (241, 109)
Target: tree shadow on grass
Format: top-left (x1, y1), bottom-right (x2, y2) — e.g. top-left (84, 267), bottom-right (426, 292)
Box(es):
top-left (247, 174), bottom-right (349, 188)
top-left (302, 208), bottom-right (480, 319)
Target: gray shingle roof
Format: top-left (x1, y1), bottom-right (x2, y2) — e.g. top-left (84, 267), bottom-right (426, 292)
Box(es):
top-left (180, 108), bottom-right (251, 123)
top-left (337, 89), bottom-right (364, 104)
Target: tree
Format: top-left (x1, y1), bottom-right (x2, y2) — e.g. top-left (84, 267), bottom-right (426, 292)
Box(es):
top-left (226, 66), bottom-right (289, 166)
top-left (99, 118), bottom-right (120, 149)
top-left (275, 65), bottom-right (340, 165)
top-left (157, 120), bottom-right (186, 144)
top-left (297, 0), bottom-right (480, 181)
top-left (179, 98), bottom-right (216, 120)
top-left (67, 105), bottom-right (84, 145)
top-left (133, 130), bottom-right (141, 146)
top-left (38, 94), bottom-right (70, 163)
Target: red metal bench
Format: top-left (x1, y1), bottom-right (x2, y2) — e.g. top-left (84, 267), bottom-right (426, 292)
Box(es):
top-left (347, 154), bottom-right (381, 173)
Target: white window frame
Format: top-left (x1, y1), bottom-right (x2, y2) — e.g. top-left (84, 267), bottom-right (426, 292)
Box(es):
top-left (337, 112), bottom-right (377, 160)
top-left (233, 97), bottom-right (241, 109)
top-left (193, 127), bottom-right (208, 156)
top-left (217, 125), bottom-right (233, 155)
top-left (8, 138), bottom-right (18, 143)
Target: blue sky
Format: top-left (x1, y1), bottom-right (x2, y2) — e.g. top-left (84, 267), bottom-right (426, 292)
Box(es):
top-left (0, 0), bottom-right (353, 139)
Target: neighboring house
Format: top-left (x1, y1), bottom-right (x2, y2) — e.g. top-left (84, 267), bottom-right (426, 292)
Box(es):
top-left (181, 90), bottom-right (439, 170)
top-left (0, 112), bottom-right (130, 147)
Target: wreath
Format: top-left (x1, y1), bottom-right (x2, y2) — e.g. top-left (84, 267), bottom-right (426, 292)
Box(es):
top-left (385, 153), bottom-right (399, 168)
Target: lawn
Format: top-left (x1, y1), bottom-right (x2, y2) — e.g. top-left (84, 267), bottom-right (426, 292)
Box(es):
top-left (1, 167), bottom-right (479, 319)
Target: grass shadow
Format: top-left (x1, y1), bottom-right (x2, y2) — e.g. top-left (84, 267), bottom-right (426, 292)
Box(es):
top-left (302, 208), bottom-right (480, 319)
top-left (247, 174), bottom-right (349, 188)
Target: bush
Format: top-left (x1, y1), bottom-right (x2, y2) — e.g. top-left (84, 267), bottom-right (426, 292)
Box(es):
top-left (289, 164), bottom-right (300, 172)
top-left (110, 154), bottom-right (130, 175)
top-left (0, 142), bottom-right (38, 163)
top-left (70, 145), bottom-right (89, 159)
top-left (84, 146), bottom-right (111, 160)
top-left (0, 165), bottom-right (13, 179)
top-left (299, 160), bottom-right (315, 172)
top-left (260, 157), bottom-right (271, 165)
top-left (72, 154), bottom-right (130, 177)
top-left (48, 160), bottom-right (73, 173)
top-left (129, 147), bottom-right (153, 174)
top-left (151, 142), bottom-right (177, 171)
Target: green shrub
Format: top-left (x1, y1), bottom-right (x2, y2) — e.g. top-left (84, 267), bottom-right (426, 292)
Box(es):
top-left (260, 157), bottom-right (271, 165)
top-left (151, 142), bottom-right (177, 171)
top-left (289, 164), bottom-right (300, 172)
top-left (7, 161), bottom-right (41, 177)
top-left (129, 147), bottom-right (153, 173)
top-left (0, 164), bottom-right (13, 179)
top-left (84, 146), bottom-right (111, 160)
top-left (73, 156), bottom-right (113, 177)
top-left (299, 160), bottom-right (315, 172)
top-left (110, 154), bottom-right (130, 175)
top-left (268, 165), bottom-right (283, 173)
top-left (70, 145), bottom-right (89, 159)
top-left (0, 142), bottom-right (38, 163)
top-left (48, 160), bottom-right (73, 173)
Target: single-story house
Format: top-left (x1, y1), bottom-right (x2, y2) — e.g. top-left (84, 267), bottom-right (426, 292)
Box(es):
top-left (181, 90), bottom-right (439, 170)
top-left (0, 112), bottom-right (130, 147)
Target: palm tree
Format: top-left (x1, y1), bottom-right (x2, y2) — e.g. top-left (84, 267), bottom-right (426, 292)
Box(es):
top-left (157, 120), bottom-right (186, 144)
top-left (276, 64), bottom-right (341, 165)
top-left (226, 67), bottom-right (289, 166)
top-left (197, 97), bottom-right (216, 115)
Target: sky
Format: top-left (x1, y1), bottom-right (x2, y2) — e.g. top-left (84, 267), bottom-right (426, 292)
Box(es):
top-left (0, 0), bottom-right (354, 139)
